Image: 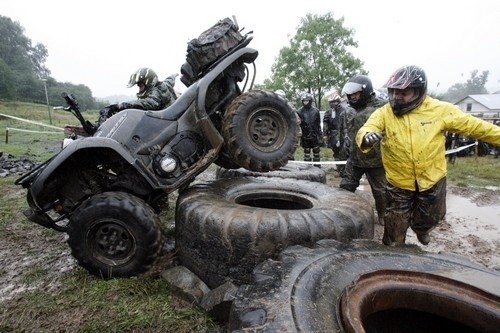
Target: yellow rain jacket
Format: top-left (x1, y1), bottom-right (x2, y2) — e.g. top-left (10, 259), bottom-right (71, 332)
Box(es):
top-left (356, 96), bottom-right (500, 191)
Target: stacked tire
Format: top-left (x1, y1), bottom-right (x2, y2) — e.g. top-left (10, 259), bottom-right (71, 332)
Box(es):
top-left (215, 163), bottom-right (327, 183)
top-left (175, 177), bottom-right (374, 288)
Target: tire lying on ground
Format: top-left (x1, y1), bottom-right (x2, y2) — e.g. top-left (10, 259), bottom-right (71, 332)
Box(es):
top-left (230, 239), bottom-right (500, 332)
top-left (215, 163), bottom-right (327, 183)
top-left (175, 177), bottom-right (374, 289)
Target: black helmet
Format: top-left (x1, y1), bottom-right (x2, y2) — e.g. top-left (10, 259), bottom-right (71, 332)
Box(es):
top-left (127, 67), bottom-right (158, 98)
top-left (386, 65), bottom-right (427, 115)
top-left (342, 75), bottom-right (373, 110)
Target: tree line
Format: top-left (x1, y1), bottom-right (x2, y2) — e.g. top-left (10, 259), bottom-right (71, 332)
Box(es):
top-left (256, 13), bottom-right (491, 109)
top-left (0, 15), bottom-right (104, 110)
top-left (0, 13), bottom-right (492, 112)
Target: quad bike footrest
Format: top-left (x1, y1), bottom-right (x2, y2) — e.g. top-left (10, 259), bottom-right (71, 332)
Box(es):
top-left (22, 207), bottom-right (67, 232)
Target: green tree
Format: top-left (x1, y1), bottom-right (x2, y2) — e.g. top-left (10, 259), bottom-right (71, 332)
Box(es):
top-left (0, 58), bottom-right (14, 99)
top-left (0, 15), bottom-right (97, 109)
top-left (443, 70), bottom-right (489, 103)
top-left (0, 15), bottom-right (50, 101)
top-left (264, 12), bottom-right (364, 109)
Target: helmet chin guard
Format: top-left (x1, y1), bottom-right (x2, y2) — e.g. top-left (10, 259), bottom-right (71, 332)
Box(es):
top-left (342, 75), bottom-right (373, 110)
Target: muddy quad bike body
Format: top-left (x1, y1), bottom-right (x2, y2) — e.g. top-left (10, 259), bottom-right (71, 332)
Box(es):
top-left (15, 18), bottom-right (300, 278)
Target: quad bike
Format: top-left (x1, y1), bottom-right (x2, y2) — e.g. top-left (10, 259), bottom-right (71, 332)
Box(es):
top-left (15, 17), bottom-right (300, 278)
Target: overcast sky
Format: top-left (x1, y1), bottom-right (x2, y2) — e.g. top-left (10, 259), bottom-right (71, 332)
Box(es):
top-left (2, 0), bottom-right (500, 100)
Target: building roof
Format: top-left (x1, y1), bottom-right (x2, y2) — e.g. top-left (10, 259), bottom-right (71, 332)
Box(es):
top-left (455, 94), bottom-right (500, 110)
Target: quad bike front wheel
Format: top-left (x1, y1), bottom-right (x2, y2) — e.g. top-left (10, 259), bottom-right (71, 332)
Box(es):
top-left (222, 90), bottom-right (300, 172)
top-left (67, 192), bottom-right (163, 278)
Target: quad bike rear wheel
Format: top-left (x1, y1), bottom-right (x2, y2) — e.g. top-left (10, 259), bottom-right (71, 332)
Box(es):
top-left (67, 192), bottom-right (162, 278)
top-left (222, 90), bottom-right (300, 172)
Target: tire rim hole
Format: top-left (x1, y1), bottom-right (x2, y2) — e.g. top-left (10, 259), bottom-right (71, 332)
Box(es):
top-left (340, 270), bottom-right (498, 333)
top-left (235, 192), bottom-right (312, 210)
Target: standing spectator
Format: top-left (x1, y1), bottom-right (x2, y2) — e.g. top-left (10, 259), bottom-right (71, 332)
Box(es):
top-left (297, 92), bottom-right (322, 166)
top-left (357, 65), bottom-right (500, 246)
top-left (323, 94), bottom-right (342, 160)
top-left (339, 75), bottom-right (387, 226)
top-left (327, 93), bottom-right (355, 177)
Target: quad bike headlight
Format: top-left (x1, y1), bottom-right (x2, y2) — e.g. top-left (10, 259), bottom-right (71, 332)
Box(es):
top-left (160, 156), bottom-right (177, 173)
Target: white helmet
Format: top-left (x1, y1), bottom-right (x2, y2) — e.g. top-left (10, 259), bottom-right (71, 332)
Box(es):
top-left (328, 93), bottom-right (341, 103)
top-left (275, 89), bottom-right (286, 97)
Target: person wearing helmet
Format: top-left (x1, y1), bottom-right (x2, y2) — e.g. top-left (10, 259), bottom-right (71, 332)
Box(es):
top-left (296, 92), bottom-right (322, 165)
top-left (339, 74), bottom-right (387, 226)
top-left (98, 68), bottom-right (178, 124)
top-left (356, 65), bottom-right (500, 246)
top-left (323, 93), bottom-right (349, 175)
top-left (121, 67), bottom-right (177, 110)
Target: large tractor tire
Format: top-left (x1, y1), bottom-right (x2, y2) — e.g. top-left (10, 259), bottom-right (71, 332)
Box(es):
top-left (230, 239), bottom-right (500, 332)
top-left (175, 177), bottom-right (374, 288)
top-left (222, 90), bottom-right (300, 172)
top-left (67, 192), bottom-right (163, 278)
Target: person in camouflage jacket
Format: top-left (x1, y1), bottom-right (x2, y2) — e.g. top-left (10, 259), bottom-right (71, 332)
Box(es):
top-left (333, 96), bottom-right (356, 177)
top-left (339, 75), bottom-right (387, 225)
top-left (120, 68), bottom-right (177, 110)
top-left (98, 68), bottom-right (177, 124)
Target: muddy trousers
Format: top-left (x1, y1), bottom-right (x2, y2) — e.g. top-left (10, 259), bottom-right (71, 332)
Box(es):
top-left (383, 177), bottom-right (447, 246)
top-left (339, 160), bottom-right (386, 219)
top-left (303, 147), bottom-right (321, 163)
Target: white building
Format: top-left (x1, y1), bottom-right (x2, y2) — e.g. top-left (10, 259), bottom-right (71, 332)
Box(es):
top-left (454, 94), bottom-right (500, 120)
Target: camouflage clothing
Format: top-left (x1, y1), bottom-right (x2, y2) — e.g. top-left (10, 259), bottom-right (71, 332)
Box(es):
top-left (122, 74), bottom-right (177, 110)
top-left (345, 98), bottom-right (386, 168)
top-left (323, 106), bottom-right (341, 153)
top-left (340, 96), bottom-right (387, 221)
top-left (336, 105), bottom-right (356, 162)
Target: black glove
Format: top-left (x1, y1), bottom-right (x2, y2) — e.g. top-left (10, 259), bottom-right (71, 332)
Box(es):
top-left (363, 132), bottom-right (384, 146)
top-left (99, 107), bottom-right (110, 119)
top-left (97, 104), bottom-right (120, 126)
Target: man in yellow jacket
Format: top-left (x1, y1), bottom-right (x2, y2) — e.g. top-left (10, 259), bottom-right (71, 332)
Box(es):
top-left (356, 65), bottom-right (500, 246)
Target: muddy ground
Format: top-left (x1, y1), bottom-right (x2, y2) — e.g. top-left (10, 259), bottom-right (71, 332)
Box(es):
top-left (1, 167), bottom-right (499, 304)
top-left (344, 173), bottom-right (500, 269)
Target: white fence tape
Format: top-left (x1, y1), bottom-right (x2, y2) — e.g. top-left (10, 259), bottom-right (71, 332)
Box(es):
top-left (6, 127), bottom-right (62, 135)
top-left (1, 111), bottom-right (480, 159)
top-left (290, 142), bottom-right (478, 166)
top-left (0, 112), bottom-right (64, 131)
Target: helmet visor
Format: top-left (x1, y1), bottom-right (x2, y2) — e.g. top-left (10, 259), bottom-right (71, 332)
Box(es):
top-left (342, 82), bottom-right (363, 95)
top-left (127, 73), bottom-right (138, 88)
